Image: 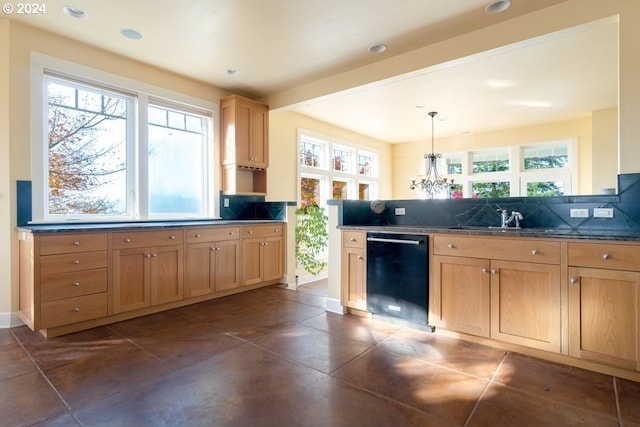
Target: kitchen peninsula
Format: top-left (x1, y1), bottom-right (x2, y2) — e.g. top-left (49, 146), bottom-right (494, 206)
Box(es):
top-left (334, 173), bottom-right (640, 382)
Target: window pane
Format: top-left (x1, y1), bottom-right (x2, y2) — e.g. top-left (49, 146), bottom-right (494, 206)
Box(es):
top-left (472, 182), bottom-right (510, 198)
top-left (300, 177), bottom-right (320, 208)
top-left (472, 150), bottom-right (509, 173)
top-left (523, 146), bottom-right (568, 170)
top-left (359, 154), bottom-right (372, 175)
top-left (450, 183), bottom-right (464, 199)
top-left (332, 180), bottom-right (348, 199)
top-left (442, 154), bottom-right (463, 175)
top-left (359, 183), bottom-right (370, 200)
top-left (47, 79), bottom-right (128, 215)
top-left (148, 106), bottom-right (206, 215)
top-left (333, 147), bottom-right (350, 172)
top-left (300, 140), bottom-right (322, 167)
top-left (527, 181), bottom-right (564, 197)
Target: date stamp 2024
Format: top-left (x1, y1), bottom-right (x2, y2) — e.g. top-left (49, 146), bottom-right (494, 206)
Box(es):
top-left (3, 3), bottom-right (47, 15)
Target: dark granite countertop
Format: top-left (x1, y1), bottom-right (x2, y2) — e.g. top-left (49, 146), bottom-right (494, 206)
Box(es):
top-left (17, 219), bottom-right (285, 234)
top-left (338, 225), bottom-right (640, 241)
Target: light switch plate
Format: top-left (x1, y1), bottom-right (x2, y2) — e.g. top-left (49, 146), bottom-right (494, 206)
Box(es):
top-left (593, 208), bottom-right (614, 218)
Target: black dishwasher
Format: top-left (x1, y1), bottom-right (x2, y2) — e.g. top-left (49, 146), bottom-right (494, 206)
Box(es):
top-left (366, 233), bottom-right (431, 329)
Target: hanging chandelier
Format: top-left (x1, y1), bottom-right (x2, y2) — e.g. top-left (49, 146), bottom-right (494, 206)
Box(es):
top-left (409, 111), bottom-right (454, 199)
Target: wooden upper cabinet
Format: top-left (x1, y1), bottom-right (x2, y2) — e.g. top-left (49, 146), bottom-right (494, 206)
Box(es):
top-left (221, 95), bottom-right (269, 169)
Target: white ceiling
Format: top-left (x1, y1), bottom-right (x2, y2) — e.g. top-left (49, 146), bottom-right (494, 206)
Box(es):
top-left (6, 0), bottom-right (618, 143)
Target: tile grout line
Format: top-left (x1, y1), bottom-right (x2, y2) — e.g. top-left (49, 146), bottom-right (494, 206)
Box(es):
top-left (613, 376), bottom-right (622, 427)
top-left (10, 328), bottom-right (85, 427)
top-left (462, 350), bottom-right (509, 427)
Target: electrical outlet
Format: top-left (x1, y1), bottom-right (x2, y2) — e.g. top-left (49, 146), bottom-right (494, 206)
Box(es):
top-left (395, 207), bottom-right (406, 216)
top-left (223, 198), bottom-right (230, 208)
top-left (570, 208), bottom-right (589, 218)
top-left (593, 208), bottom-right (614, 218)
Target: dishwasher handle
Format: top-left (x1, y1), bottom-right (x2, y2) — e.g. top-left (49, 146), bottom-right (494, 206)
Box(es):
top-left (366, 237), bottom-right (423, 245)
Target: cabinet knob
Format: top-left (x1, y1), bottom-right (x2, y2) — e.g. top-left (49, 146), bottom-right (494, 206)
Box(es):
top-left (531, 249), bottom-right (538, 255)
top-left (73, 260), bottom-right (80, 265)
top-left (195, 233), bottom-right (201, 238)
top-left (357, 255), bottom-right (363, 260)
top-left (481, 268), bottom-right (489, 274)
top-left (151, 253), bottom-right (158, 257)
top-left (491, 269), bottom-right (498, 275)
top-left (73, 308), bottom-right (80, 312)
top-left (602, 253), bottom-right (610, 260)
top-left (350, 238), bottom-right (356, 241)
top-left (124, 238), bottom-right (131, 243)
top-left (73, 241), bottom-right (80, 246)
top-left (570, 277), bottom-right (578, 284)
top-left (229, 231), bottom-right (234, 235)
top-left (249, 230), bottom-right (254, 234)
top-left (73, 282), bottom-right (80, 287)
top-left (170, 235), bottom-right (176, 240)
top-left (448, 244), bottom-right (455, 249)
top-left (145, 254), bottom-right (152, 258)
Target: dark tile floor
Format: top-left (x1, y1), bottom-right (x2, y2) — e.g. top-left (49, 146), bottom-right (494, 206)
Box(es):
top-left (2, 280), bottom-right (639, 427)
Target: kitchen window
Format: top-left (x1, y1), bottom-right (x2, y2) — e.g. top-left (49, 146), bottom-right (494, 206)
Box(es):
top-left (298, 131), bottom-right (379, 208)
top-left (440, 140), bottom-right (576, 198)
top-left (31, 55), bottom-right (216, 222)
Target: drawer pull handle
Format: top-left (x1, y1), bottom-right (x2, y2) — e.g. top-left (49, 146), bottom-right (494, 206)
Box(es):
top-left (73, 241), bottom-right (80, 246)
top-left (570, 277), bottom-right (578, 284)
top-left (73, 308), bottom-right (80, 312)
top-left (602, 253), bottom-right (610, 260)
top-left (195, 234), bottom-right (201, 238)
top-left (170, 235), bottom-right (176, 240)
top-left (482, 268), bottom-right (489, 274)
top-left (73, 282), bottom-right (80, 287)
top-left (531, 249), bottom-right (538, 255)
top-left (448, 244), bottom-right (455, 249)
top-left (124, 238), bottom-right (131, 243)
top-left (73, 260), bottom-right (80, 265)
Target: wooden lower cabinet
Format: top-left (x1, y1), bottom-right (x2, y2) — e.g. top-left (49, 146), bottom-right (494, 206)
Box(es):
top-left (112, 244), bottom-right (184, 314)
top-left (432, 255), bottom-right (490, 337)
top-left (341, 231), bottom-right (367, 311)
top-left (568, 267), bottom-right (640, 370)
top-left (242, 225), bottom-right (284, 286)
top-left (431, 235), bottom-right (562, 352)
top-left (490, 260), bottom-right (561, 352)
top-left (186, 240), bottom-right (241, 296)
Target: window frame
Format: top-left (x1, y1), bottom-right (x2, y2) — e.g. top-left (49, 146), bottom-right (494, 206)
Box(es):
top-left (30, 53), bottom-right (218, 223)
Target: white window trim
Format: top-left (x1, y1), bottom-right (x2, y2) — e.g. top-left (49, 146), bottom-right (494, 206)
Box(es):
top-left (30, 52), bottom-right (218, 223)
top-left (297, 128), bottom-right (380, 206)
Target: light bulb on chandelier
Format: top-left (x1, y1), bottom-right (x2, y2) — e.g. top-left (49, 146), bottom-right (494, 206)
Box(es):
top-left (409, 111), bottom-right (454, 198)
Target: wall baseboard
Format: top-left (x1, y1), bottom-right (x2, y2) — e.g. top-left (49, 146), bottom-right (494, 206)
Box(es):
top-left (0, 312), bottom-right (24, 329)
top-left (326, 298), bottom-right (346, 315)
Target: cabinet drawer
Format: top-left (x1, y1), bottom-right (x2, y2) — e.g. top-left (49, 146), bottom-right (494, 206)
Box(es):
top-left (433, 235), bottom-right (560, 264)
top-left (343, 231), bottom-right (366, 249)
top-left (40, 233), bottom-right (107, 255)
top-left (40, 251), bottom-right (108, 276)
top-left (242, 224), bottom-right (283, 239)
top-left (41, 293), bottom-right (108, 329)
top-left (112, 229), bottom-right (184, 249)
top-left (568, 242), bottom-right (640, 271)
top-left (41, 268), bottom-right (108, 302)
top-left (187, 227), bottom-right (240, 243)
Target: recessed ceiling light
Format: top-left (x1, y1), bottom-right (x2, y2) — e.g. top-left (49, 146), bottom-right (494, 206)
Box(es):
top-left (62, 5), bottom-right (87, 19)
top-left (368, 44), bottom-right (387, 54)
top-left (224, 69), bottom-right (240, 76)
top-left (485, 0), bottom-right (511, 14)
top-left (121, 28), bottom-right (143, 40)
top-left (416, 104), bottom-right (426, 109)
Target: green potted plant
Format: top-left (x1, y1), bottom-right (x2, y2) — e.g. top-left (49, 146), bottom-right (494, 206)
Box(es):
top-left (295, 202), bottom-right (329, 277)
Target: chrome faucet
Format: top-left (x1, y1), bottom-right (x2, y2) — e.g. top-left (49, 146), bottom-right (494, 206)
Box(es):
top-left (498, 209), bottom-right (524, 228)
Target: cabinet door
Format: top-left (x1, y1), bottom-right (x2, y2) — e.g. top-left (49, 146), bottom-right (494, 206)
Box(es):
top-left (151, 244), bottom-right (184, 306)
top-left (341, 246), bottom-right (366, 310)
top-left (261, 236), bottom-right (283, 283)
top-left (432, 255), bottom-right (490, 337)
top-left (568, 267), bottom-right (640, 370)
top-left (491, 260), bottom-right (561, 352)
top-left (214, 240), bottom-right (241, 292)
top-left (248, 104), bottom-right (268, 168)
top-left (112, 247), bottom-right (151, 314)
top-left (186, 242), bottom-right (215, 298)
top-left (242, 238), bottom-right (263, 286)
